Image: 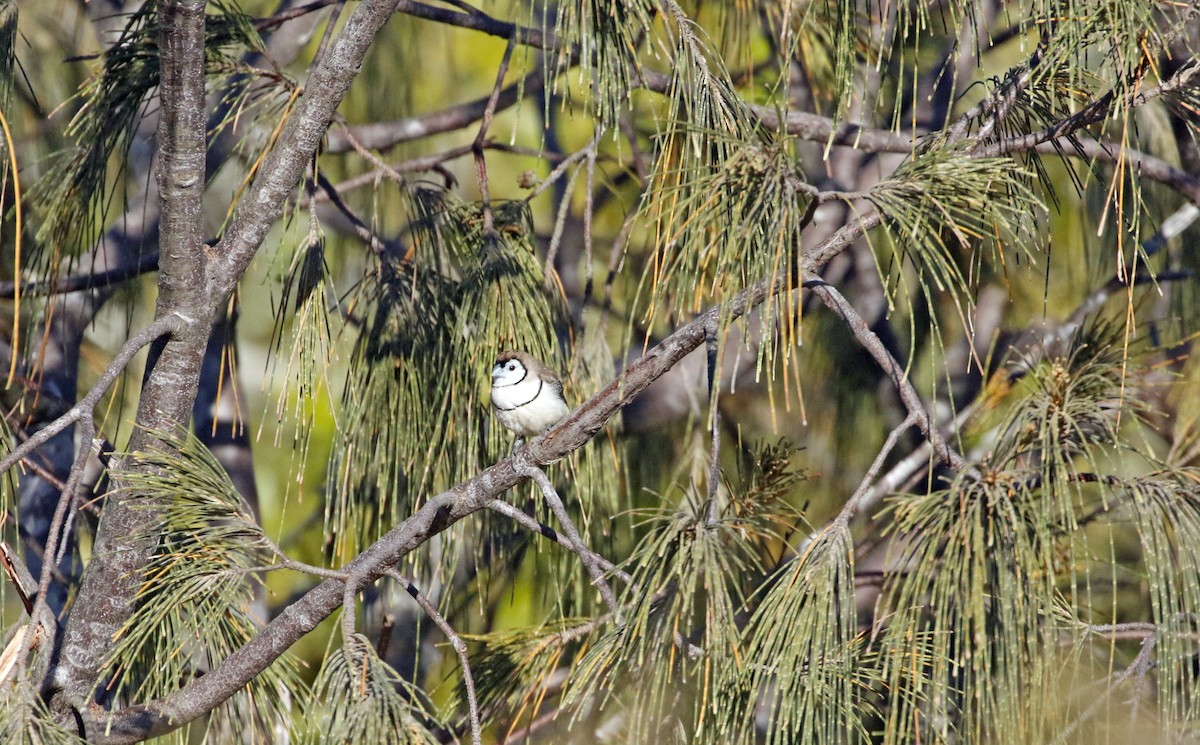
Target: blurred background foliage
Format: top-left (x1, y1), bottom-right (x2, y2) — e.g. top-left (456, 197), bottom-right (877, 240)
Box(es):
top-left (1, 0), bottom-right (1199, 742)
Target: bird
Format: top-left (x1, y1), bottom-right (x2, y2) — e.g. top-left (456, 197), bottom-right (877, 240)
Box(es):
top-left (490, 350), bottom-right (570, 438)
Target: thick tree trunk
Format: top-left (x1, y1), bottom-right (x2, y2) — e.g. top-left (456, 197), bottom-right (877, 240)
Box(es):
top-left (57, 0), bottom-right (212, 706)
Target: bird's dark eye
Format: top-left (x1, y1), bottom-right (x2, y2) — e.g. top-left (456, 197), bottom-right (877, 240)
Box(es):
top-left (507, 363), bottom-right (516, 371)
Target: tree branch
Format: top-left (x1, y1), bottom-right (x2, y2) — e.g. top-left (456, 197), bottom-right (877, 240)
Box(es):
top-left (324, 67), bottom-right (543, 154)
top-left (485, 499), bottom-right (633, 584)
top-left (0, 252), bottom-right (160, 300)
top-left (512, 461), bottom-right (622, 621)
top-left (383, 569), bottom-right (482, 745)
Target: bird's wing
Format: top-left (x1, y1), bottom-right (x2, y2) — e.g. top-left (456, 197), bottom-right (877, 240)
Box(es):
top-left (547, 373), bottom-right (566, 401)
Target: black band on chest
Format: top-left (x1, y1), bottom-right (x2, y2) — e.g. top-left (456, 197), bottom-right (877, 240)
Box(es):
top-left (493, 379), bottom-right (543, 411)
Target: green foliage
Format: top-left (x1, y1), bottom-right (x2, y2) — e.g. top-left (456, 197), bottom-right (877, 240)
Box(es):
top-left (866, 324), bottom-right (1194, 743)
top-left (724, 525), bottom-right (868, 745)
top-left (646, 138), bottom-right (810, 310)
top-left (0, 684), bottom-right (85, 745)
top-left (546, 0), bottom-right (657, 127)
top-left (867, 150), bottom-right (1040, 300)
top-left (563, 440), bottom-right (806, 741)
top-left (1121, 470), bottom-right (1200, 722)
top-left (102, 430), bottom-right (302, 742)
top-left (469, 616), bottom-right (597, 734)
top-left (26, 1), bottom-right (262, 263)
top-left (302, 634), bottom-right (442, 744)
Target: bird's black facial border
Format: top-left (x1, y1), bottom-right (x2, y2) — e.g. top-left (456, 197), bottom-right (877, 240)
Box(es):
top-left (492, 357), bottom-right (527, 387)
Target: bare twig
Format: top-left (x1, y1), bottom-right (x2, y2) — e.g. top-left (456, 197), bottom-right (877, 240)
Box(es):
top-left (0, 315), bottom-right (184, 476)
top-left (313, 170), bottom-right (392, 253)
top-left (0, 252), bottom-right (160, 299)
top-left (543, 161), bottom-right (583, 283)
top-left (259, 533), bottom-right (348, 580)
top-left (512, 459), bottom-right (623, 622)
top-left (383, 568), bottom-right (482, 745)
top-left (1055, 632), bottom-right (1156, 743)
top-left (804, 280), bottom-right (969, 472)
top-left (472, 37), bottom-right (515, 236)
top-left (325, 66), bottom-right (544, 154)
top-left (837, 415), bottom-right (916, 525)
top-left (23, 430), bottom-right (100, 682)
top-left (485, 498), bottom-right (633, 584)
top-left (500, 706), bottom-right (561, 744)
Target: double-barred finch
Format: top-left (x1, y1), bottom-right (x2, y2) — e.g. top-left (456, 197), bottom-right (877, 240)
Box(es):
top-left (490, 351), bottom-right (570, 437)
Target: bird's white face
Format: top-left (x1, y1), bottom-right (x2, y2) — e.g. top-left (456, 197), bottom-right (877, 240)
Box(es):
top-left (491, 357), bottom-right (527, 387)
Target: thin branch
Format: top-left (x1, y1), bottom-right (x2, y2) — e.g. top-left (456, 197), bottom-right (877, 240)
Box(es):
top-left (299, 145), bottom-right (472, 207)
top-left (329, 122), bottom-right (409, 185)
top-left (324, 66), bottom-right (544, 154)
top-left (512, 461), bottom-right (622, 622)
top-left (0, 252), bottom-right (160, 299)
top-left (393, 0), bottom-right (556, 49)
top-left (23, 430), bottom-right (101, 676)
top-left (1080, 621), bottom-right (1159, 639)
top-left (310, 0), bottom-right (344, 69)
top-left (0, 542), bottom-right (38, 616)
top-left (1055, 633), bottom-right (1156, 743)
top-left (804, 280), bottom-right (969, 472)
top-left (260, 533), bottom-right (348, 581)
top-left (581, 131), bottom-right (598, 302)
top-left (313, 170), bottom-right (392, 253)
top-left (383, 569), bottom-right (482, 745)
top-left (0, 315), bottom-right (184, 476)
top-left (947, 32), bottom-right (1050, 147)
top-left (472, 37), bottom-right (515, 236)
top-left (852, 436), bottom-right (941, 525)
top-left (526, 132), bottom-right (600, 202)
top-left (484, 499), bottom-right (633, 584)
top-left (837, 415), bottom-right (916, 525)
top-left (543, 162), bottom-right (582, 282)
top-left (500, 706), bottom-right (560, 744)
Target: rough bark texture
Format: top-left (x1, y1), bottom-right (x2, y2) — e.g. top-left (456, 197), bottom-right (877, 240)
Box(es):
top-left (57, 0), bottom-right (211, 705)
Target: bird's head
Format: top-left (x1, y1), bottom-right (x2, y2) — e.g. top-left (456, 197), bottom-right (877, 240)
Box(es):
top-left (491, 351), bottom-right (529, 387)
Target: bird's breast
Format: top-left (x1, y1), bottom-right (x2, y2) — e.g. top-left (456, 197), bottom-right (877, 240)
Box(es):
top-left (491, 376), bottom-right (542, 410)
